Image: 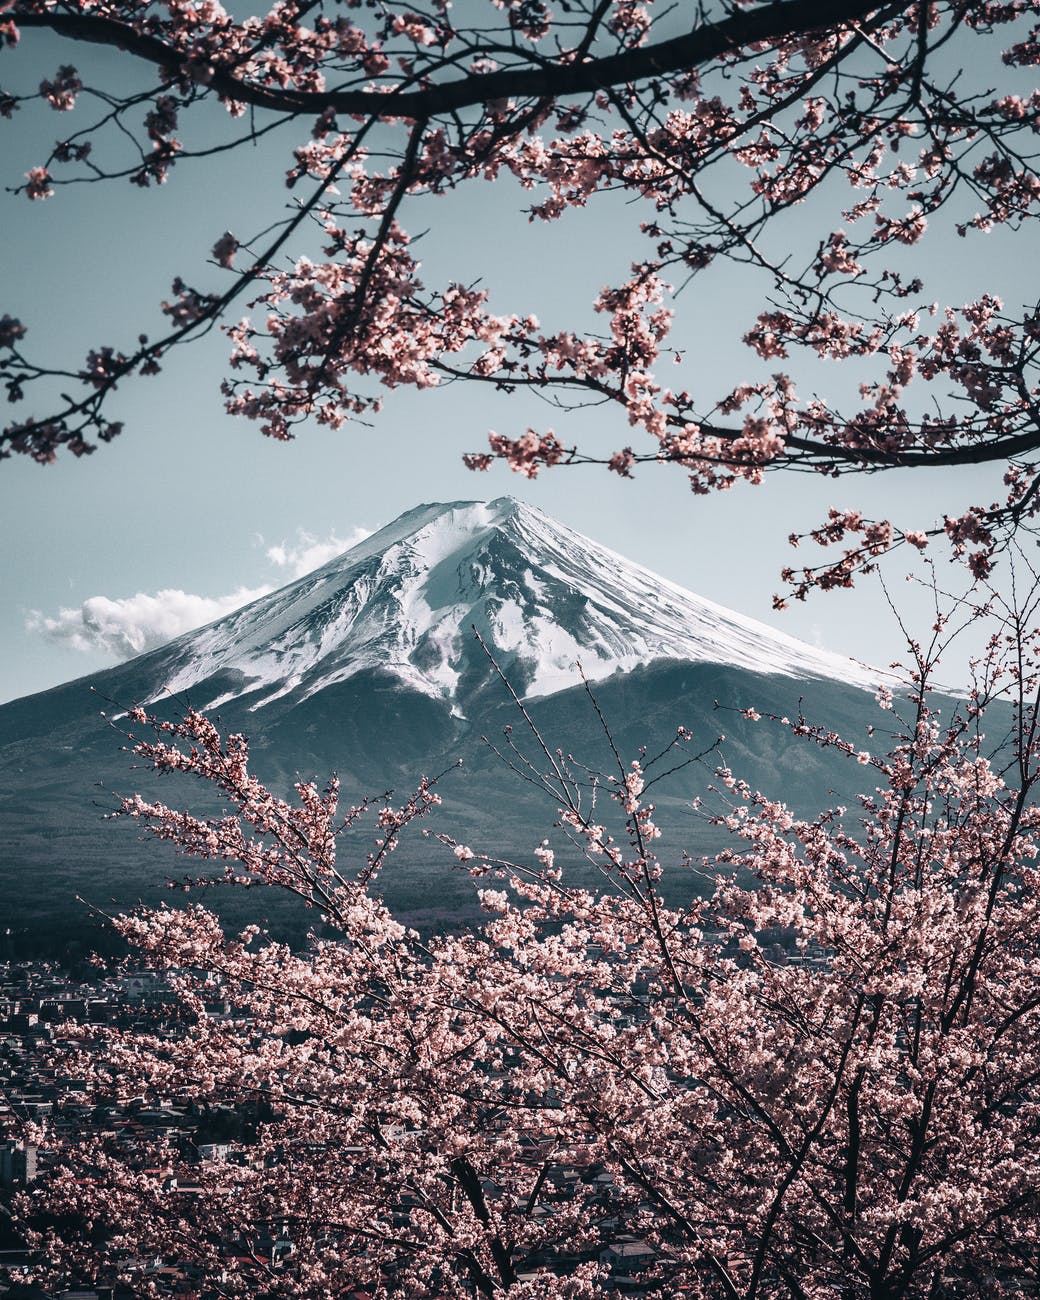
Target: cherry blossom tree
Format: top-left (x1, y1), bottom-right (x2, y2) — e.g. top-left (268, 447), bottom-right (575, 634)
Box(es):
top-left (14, 590), bottom-right (1040, 1297)
top-left (4, 1), bottom-right (1040, 594)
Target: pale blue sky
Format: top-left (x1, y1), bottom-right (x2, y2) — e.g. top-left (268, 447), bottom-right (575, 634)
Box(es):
top-left (0, 22), bottom-right (1021, 703)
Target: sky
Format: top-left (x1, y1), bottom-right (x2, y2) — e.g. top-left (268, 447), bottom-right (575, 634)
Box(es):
top-left (0, 18), bottom-right (1022, 705)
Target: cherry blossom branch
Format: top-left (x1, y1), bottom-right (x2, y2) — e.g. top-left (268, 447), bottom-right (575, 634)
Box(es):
top-left (11, 0), bottom-right (890, 120)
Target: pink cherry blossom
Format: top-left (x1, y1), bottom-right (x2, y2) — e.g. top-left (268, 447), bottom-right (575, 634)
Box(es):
top-left (12, 596), bottom-right (1040, 1297)
top-left (4, 0), bottom-right (1040, 598)
top-left (23, 165), bottom-right (53, 200)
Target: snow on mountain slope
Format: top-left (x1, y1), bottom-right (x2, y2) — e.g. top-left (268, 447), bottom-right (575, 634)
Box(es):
top-left (151, 498), bottom-right (881, 711)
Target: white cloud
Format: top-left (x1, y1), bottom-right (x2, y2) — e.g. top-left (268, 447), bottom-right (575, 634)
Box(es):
top-left (27, 526), bottom-right (374, 662)
top-left (28, 587), bottom-right (273, 659)
top-left (265, 526), bottom-right (373, 579)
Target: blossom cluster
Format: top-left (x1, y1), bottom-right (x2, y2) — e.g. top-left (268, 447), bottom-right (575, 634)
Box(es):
top-left (13, 604), bottom-right (1040, 1296)
top-left (1, 3), bottom-right (1040, 583)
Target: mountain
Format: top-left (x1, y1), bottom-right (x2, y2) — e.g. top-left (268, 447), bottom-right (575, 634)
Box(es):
top-left (0, 499), bottom-right (888, 959)
top-left (120, 497), bottom-right (879, 714)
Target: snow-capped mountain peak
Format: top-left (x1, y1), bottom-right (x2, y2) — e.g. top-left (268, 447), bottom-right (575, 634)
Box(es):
top-left (152, 498), bottom-right (880, 712)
